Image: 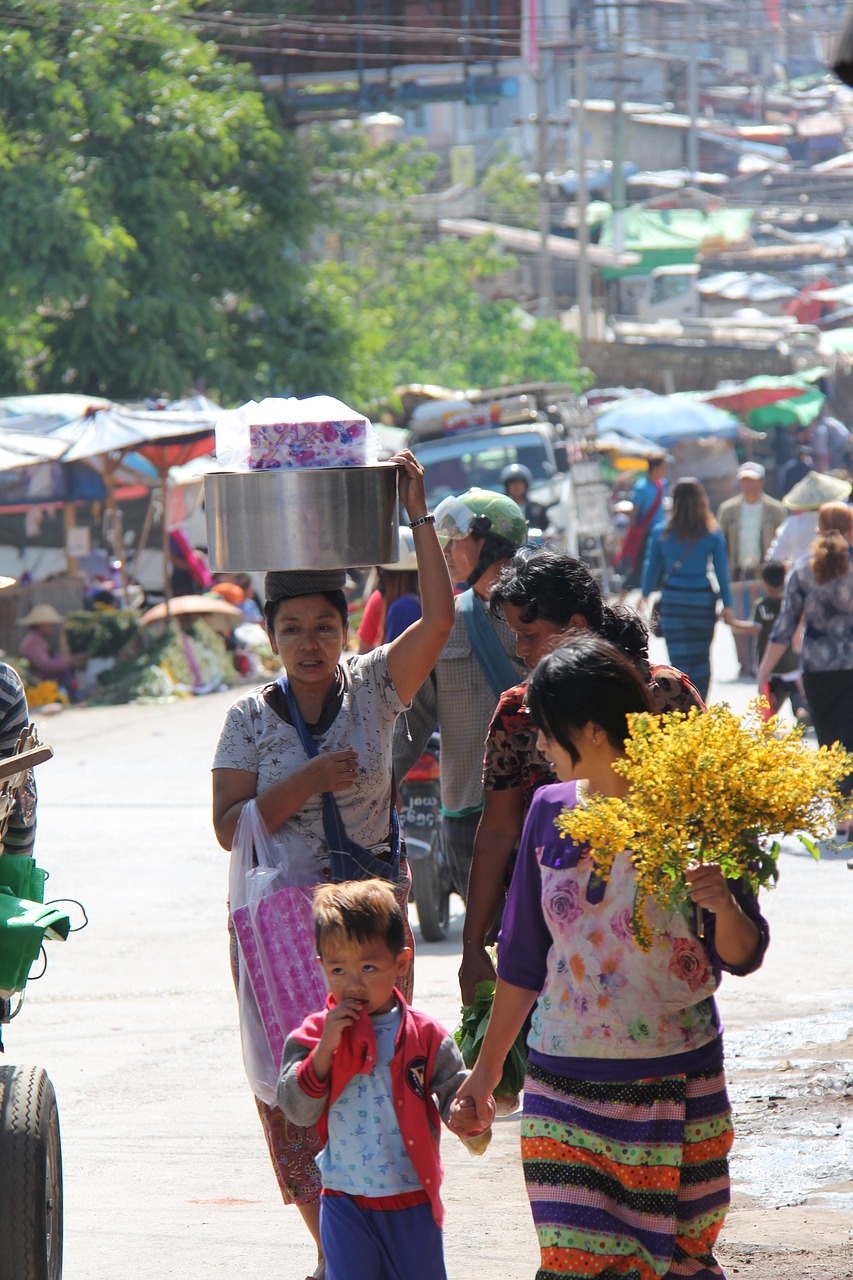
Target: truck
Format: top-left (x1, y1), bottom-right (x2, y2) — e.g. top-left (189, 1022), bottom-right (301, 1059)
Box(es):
top-left (406, 383), bottom-right (618, 585)
top-left (634, 263), bottom-right (801, 324)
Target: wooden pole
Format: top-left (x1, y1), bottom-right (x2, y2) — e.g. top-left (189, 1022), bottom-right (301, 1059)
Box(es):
top-left (104, 455), bottom-right (129, 604)
top-left (62, 503), bottom-right (80, 578)
top-left (160, 462), bottom-right (172, 618)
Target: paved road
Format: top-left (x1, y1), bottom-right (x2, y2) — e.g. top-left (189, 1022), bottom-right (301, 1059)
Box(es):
top-left (6, 625), bottom-right (853, 1278)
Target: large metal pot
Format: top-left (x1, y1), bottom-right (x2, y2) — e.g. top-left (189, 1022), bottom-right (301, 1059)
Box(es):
top-left (204, 464), bottom-right (400, 571)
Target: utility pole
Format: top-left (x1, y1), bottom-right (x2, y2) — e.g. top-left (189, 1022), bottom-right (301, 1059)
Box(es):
top-left (535, 56), bottom-right (556, 316)
top-left (687, 0), bottom-right (700, 180)
top-left (611, 0), bottom-right (626, 259)
top-left (574, 24), bottom-right (591, 341)
top-left (609, 0), bottom-right (628, 318)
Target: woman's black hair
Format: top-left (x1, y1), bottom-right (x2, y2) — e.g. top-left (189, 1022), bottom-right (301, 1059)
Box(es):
top-left (525, 634), bottom-right (654, 766)
top-left (264, 590), bottom-right (349, 632)
top-left (490, 550), bottom-right (650, 661)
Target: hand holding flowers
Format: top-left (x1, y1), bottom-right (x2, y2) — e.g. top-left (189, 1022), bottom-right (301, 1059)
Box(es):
top-left (556, 700), bottom-right (853, 950)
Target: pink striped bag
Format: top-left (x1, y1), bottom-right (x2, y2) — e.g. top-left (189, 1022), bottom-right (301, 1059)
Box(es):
top-left (229, 802), bottom-right (327, 1102)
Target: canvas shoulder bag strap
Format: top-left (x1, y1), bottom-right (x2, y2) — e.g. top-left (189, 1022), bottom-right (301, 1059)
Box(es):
top-left (459, 588), bottom-right (520, 700)
top-left (659, 538), bottom-right (701, 589)
top-left (278, 674), bottom-right (399, 883)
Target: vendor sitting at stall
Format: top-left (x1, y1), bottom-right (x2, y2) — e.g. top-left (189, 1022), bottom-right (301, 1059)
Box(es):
top-left (17, 604), bottom-right (87, 696)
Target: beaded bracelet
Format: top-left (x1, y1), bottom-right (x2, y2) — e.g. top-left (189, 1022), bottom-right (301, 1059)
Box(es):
top-left (409, 514), bottom-right (435, 529)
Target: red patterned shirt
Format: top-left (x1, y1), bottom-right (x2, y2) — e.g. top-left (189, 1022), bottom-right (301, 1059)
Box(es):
top-left (482, 660), bottom-right (706, 811)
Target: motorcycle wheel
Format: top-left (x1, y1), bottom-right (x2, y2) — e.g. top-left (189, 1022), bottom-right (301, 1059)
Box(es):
top-left (410, 836), bottom-right (451, 943)
top-left (0, 1064), bottom-right (64, 1280)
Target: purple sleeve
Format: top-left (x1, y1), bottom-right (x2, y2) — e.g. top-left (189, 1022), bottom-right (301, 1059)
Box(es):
top-left (701, 877), bottom-right (770, 981)
top-left (496, 786), bottom-right (562, 992)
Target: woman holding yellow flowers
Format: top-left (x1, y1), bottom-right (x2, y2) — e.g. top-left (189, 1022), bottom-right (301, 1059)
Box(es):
top-left (451, 635), bottom-right (769, 1280)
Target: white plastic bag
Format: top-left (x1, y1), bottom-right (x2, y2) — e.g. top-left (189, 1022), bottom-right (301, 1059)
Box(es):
top-left (215, 396), bottom-right (382, 472)
top-left (229, 801), bottom-right (327, 1106)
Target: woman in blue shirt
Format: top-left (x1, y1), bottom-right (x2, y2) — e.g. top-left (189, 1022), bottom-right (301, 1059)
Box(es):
top-left (640, 478), bottom-right (735, 699)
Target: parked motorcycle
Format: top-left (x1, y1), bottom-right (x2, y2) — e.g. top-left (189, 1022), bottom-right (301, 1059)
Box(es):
top-left (398, 733), bottom-right (452, 942)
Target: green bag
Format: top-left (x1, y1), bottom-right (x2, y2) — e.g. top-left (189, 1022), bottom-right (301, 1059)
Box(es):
top-left (0, 854), bottom-right (47, 904)
top-left (0, 886), bottom-right (71, 994)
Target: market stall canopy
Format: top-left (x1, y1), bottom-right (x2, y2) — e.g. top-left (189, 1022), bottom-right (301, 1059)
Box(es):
top-left (0, 423), bottom-right (70, 469)
top-left (593, 430), bottom-right (668, 461)
top-left (699, 373), bottom-right (826, 418)
top-left (58, 397), bottom-right (219, 467)
top-left (595, 207), bottom-right (754, 278)
top-left (0, 393), bottom-right (110, 423)
top-left (696, 271), bottom-right (798, 306)
top-left (746, 384), bottom-right (825, 430)
top-left (594, 395), bottom-right (739, 446)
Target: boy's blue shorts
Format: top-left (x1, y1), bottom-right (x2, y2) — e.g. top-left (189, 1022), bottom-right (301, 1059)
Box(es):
top-left (320, 1191), bottom-right (446, 1280)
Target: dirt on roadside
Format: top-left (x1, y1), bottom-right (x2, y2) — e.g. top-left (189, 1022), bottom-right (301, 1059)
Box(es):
top-left (719, 1027), bottom-right (853, 1280)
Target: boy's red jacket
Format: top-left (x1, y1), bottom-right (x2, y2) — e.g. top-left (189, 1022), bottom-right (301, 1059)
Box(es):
top-left (278, 990), bottom-right (467, 1226)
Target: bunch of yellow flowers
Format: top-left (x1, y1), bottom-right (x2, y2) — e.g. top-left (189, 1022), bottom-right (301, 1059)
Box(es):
top-left (25, 680), bottom-right (68, 710)
top-left (555, 701), bottom-right (853, 949)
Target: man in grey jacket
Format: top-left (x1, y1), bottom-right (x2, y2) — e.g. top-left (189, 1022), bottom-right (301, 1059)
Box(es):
top-left (718, 462), bottom-right (785, 676)
top-left (393, 489), bottom-right (527, 903)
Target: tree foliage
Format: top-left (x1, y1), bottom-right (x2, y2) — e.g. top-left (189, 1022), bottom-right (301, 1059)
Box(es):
top-left (306, 125), bottom-right (587, 407)
top-left (0, 0), bottom-right (342, 400)
top-left (478, 145), bottom-right (539, 231)
top-left (0, 5), bottom-right (586, 408)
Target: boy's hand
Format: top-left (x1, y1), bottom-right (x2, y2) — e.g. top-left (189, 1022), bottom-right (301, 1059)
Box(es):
top-left (312, 999), bottom-right (366, 1082)
top-left (685, 863), bottom-right (737, 917)
top-left (318, 999), bottom-right (365, 1053)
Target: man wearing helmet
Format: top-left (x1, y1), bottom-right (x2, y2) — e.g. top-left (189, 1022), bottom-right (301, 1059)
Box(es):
top-left (500, 463), bottom-right (550, 533)
top-left (394, 489), bottom-right (528, 903)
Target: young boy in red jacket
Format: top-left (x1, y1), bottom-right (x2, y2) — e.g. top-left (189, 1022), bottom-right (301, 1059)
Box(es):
top-left (278, 879), bottom-right (491, 1280)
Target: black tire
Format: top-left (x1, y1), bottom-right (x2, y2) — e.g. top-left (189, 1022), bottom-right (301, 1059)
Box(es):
top-left (410, 837), bottom-right (451, 942)
top-left (0, 1064), bottom-right (64, 1280)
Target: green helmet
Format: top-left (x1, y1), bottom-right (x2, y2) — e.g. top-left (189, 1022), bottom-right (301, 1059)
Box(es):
top-left (434, 487), bottom-right (528, 548)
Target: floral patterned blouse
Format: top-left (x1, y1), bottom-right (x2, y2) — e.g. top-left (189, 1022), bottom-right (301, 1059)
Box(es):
top-left (497, 781), bottom-right (769, 1082)
top-left (482, 660), bottom-right (706, 808)
top-left (770, 547), bottom-right (853, 672)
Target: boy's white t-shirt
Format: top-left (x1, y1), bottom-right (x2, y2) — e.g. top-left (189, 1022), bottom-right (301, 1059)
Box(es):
top-left (315, 1004), bottom-right (423, 1197)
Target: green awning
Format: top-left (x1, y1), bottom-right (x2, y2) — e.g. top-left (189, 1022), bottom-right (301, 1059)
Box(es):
top-left (747, 385), bottom-right (825, 430)
top-left (598, 207), bottom-right (754, 278)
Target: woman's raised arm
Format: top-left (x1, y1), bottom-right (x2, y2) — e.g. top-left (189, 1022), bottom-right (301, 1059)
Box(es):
top-left (385, 451), bottom-right (454, 705)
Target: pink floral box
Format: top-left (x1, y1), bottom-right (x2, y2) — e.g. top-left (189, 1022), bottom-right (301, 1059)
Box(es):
top-left (248, 418), bottom-right (371, 470)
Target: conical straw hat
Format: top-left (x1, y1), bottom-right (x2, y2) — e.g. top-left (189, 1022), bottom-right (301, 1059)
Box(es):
top-left (781, 470), bottom-right (852, 510)
top-left (18, 603), bottom-right (65, 626)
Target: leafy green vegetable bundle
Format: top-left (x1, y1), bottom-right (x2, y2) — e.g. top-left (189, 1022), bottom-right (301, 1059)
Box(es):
top-left (454, 977), bottom-right (527, 1110)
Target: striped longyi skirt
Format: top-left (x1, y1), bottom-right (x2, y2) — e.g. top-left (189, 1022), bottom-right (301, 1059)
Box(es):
top-left (658, 586), bottom-right (719, 702)
top-left (522, 1062), bottom-right (734, 1280)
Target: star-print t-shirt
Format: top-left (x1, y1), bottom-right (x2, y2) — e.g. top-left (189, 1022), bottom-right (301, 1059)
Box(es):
top-left (315, 1005), bottom-right (423, 1197)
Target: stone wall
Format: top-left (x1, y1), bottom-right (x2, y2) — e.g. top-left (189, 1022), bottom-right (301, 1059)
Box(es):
top-left (579, 339), bottom-right (796, 394)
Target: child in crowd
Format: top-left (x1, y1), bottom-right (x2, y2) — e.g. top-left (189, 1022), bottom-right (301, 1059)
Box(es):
top-left (731, 560), bottom-right (809, 720)
top-left (278, 880), bottom-right (487, 1280)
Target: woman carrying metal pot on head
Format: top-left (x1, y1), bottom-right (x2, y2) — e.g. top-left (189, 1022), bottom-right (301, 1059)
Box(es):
top-left (211, 451), bottom-right (453, 1280)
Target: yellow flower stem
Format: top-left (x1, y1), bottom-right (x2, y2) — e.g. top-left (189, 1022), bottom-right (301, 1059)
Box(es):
top-left (694, 834), bottom-right (706, 939)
